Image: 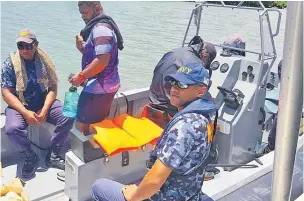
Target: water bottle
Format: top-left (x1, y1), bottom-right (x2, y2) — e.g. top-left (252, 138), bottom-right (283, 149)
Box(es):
top-left (62, 86), bottom-right (80, 118)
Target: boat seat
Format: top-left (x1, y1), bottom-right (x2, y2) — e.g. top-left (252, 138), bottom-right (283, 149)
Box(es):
top-left (1, 114), bottom-right (56, 161)
top-left (91, 113), bottom-right (162, 156)
top-left (264, 84), bottom-right (280, 115)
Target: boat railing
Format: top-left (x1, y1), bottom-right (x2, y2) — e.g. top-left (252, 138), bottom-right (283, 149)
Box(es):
top-left (182, 1), bottom-right (282, 112)
top-left (198, 1), bottom-right (266, 11)
top-left (259, 9), bottom-right (282, 87)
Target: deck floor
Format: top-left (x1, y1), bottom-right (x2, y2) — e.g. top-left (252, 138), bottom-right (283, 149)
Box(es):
top-left (1, 155), bottom-right (66, 201)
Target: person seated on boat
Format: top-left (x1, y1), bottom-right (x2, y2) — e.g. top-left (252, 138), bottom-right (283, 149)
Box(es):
top-left (91, 62), bottom-right (217, 201)
top-left (263, 60), bottom-right (304, 153)
top-left (148, 36), bottom-right (216, 123)
top-left (1, 29), bottom-right (74, 178)
top-left (264, 60), bottom-right (282, 153)
top-left (221, 34), bottom-right (246, 57)
top-left (263, 58), bottom-right (304, 154)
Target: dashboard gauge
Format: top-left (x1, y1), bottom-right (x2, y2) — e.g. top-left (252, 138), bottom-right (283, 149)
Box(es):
top-left (242, 71), bottom-right (248, 81)
top-left (220, 63), bottom-right (229, 73)
top-left (211, 61), bottom-right (220, 70)
top-left (247, 65), bottom-right (253, 73)
top-left (249, 73), bottom-right (255, 82)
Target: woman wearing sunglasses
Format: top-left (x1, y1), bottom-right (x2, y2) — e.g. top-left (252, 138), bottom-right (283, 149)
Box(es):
top-left (92, 62), bottom-right (218, 201)
top-left (1, 28), bottom-right (74, 178)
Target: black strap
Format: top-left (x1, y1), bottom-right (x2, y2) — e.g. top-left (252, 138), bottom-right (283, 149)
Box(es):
top-left (112, 93), bottom-right (120, 118)
top-left (120, 92), bottom-right (130, 114)
top-left (213, 111), bottom-right (218, 138)
top-left (188, 45), bottom-right (212, 77)
top-left (188, 35), bottom-right (204, 55)
top-left (189, 45), bottom-right (203, 62)
top-left (122, 151), bottom-right (129, 167)
top-left (80, 15), bottom-right (124, 50)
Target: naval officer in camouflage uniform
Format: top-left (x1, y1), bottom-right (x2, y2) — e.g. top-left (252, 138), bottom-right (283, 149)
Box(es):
top-left (91, 62), bottom-right (217, 201)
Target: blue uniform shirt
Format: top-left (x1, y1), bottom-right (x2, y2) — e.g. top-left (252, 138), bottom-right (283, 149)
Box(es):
top-left (150, 113), bottom-right (211, 200)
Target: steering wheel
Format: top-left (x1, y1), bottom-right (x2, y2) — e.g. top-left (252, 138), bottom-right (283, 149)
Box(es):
top-left (217, 86), bottom-right (237, 99)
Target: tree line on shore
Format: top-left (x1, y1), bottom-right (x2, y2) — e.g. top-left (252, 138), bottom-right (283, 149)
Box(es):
top-left (206, 1), bottom-right (287, 9)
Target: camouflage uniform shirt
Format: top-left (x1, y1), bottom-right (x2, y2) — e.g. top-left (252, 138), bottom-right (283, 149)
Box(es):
top-left (150, 113), bottom-right (211, 201)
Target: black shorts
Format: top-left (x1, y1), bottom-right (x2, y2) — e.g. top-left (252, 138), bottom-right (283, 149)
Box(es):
top-left (76, 91), bottom-right (116, 124)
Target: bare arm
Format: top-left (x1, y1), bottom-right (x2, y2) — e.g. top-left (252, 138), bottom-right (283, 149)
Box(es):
top-left (81, 54), bottom-right (110, 79)
top-left (81, 25), bottom-right (111, 78)
top-left (71, 26), bottom-right (112, 86)
top-left (2, 88), bottom-right (27, 115)
top-left (129, 160), bottom-right (172, 201)
top-left (69, 54), bottom-right (110, 87)
top-left (41, 84), bottom-right (57, 113)
top-left (1, 58), bottom-right (40, 124)
top-left (125, 119), bottom-right (202, 201)
top-left (35, 84), bottom-right (58, 123)
top-left (2, 88), bottom-right (41, 124)
top-left (76, 35), bottom-right (85, 54)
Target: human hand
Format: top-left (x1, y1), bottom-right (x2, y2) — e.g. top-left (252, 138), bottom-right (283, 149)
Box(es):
top-left (122, 184), bottom-right (138, 201)
top-left (36, 109), bottom-right (48, 123)
top-left (68, 72), bottom-right (84, 87)
top-left (23, 110), bottom-right (40, 125)
top-left (76, 35), bottom-right (84, 52)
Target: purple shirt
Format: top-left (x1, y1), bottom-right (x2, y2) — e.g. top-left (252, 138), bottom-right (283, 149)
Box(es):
top-left (82, 23), bottom-right (120, 94)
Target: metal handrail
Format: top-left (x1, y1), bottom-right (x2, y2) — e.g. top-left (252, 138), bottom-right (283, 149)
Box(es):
top-left (195, 4), bottom-right (202, 35)
top-left (248, 9), bottom-right (280, 111)
top-left (212, 44), bottom-right (262, 56)
top-left (260, 9), bottom-right (282, 37)
top-left (260, 10), bottom-right (280, 86)
top-left (183, 1), bottom-right (282, 112)
top-left (183, 2), bottom-right (282, 57)
top-left (182, 9), bottom-right (195, 47)
top-left (198, 1), bottom-right (266, 11)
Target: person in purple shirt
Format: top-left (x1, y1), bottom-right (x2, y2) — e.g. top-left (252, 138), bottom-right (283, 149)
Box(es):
top-left (69, 1), bottom-right (123, 135)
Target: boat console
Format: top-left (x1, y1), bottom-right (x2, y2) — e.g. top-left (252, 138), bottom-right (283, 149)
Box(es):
top-left (208, 56), bottom-right (269, 170)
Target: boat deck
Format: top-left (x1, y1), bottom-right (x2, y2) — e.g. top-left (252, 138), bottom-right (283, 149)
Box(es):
top-left (2, 133), bottom-right (303, 201)
top-left (1, 155), bottom-right (66, 201)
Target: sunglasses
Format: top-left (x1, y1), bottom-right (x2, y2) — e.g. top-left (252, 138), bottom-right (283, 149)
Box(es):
top-left (17, 41), bottom-right (36, 50)
top-left (171, 80), bottom-right (208, 89)
top-left (171, 80), bottom-right (191, 89)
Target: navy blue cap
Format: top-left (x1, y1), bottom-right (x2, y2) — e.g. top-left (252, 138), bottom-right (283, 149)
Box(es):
top-left (164, 63), bottom-right (210, 86)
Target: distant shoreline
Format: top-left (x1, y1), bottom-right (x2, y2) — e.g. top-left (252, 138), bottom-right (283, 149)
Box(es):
top-left (189, 1), bottom-right (287, 9)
